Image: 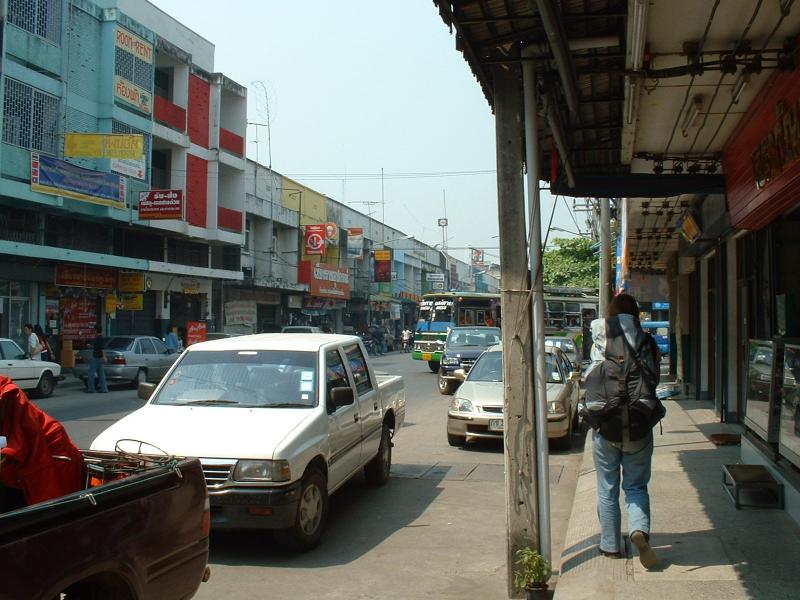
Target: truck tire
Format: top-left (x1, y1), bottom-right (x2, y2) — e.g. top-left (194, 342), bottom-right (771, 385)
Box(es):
top-left (275, 468), bottom-right (328, 551)
top-left (35, 371), bottom-right (55, 398)
top-left (428, 360), bottom-right (440, 372)
top-left (364, 424), bottom-right (392, 486)
top-left (438, 372), bottom-right (455, 395)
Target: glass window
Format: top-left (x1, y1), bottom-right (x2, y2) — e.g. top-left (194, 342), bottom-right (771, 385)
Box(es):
top-left (152, 338), bottom-right (168, 354)
top-left (326, 349), bottom-right (352, 398)
top-left (0, 339), bottom-right (24, 360)
top-left (546, 353), bottom-right (562, 383)
top-left (468, 351), bottom-right (503, 382)
top-left (345, 344), bottom-right (373, 395)
top-left (139, 339), bottom-right (157, 354)
top-left (105, 337), bottom-right (134, 351)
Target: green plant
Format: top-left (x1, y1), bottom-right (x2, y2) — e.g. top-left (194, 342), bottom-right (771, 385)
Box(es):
top-left (514, 547), bottom-right (551, 590)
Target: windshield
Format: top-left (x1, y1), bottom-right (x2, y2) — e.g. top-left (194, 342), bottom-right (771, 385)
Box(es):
top-left (106, 337), bottom-right (134, 350)
top-left (468, 351), bottom-right (561, 383)
top-left (416, 299), bottom-right (454, 332)
top-left (446, 328), bottom-right (501, 348)
top-left (153, 350), bottom-right (318, 408)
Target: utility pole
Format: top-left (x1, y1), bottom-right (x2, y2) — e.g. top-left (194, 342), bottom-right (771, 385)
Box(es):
top-left (600, 197), bottom-right (611, 315)
top-left (495, 64), bottom-right (538, 599)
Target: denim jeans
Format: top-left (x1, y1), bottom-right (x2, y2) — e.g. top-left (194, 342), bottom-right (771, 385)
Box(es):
top-left (87, 357), bottom-right (108, 393)
top-left (592, 430), bottom-right (653, 553)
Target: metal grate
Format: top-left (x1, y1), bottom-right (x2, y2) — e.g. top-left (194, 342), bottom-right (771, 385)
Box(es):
top-left (201, 463), bottom-right (233, 489)
top-left (7, 0), bottom-right (62, 45)
top-left (115, 46), bottom-right (153, 91)
top-left (2, 78), bottom-right (60, 155)
top-left (482, 406), bottom-right (503, 414)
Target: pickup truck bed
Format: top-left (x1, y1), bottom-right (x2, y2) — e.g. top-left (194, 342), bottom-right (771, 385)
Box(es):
top-left (0, 453), bottom-right (209, 600)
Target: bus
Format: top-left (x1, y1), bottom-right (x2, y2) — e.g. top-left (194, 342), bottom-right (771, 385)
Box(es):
top-left (641, 320), bottom-right (670, 356)
top-left (412, 287), bottom-right (599, 371)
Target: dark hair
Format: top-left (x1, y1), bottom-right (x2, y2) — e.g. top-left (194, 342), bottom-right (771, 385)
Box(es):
top-left (33, 324), bottom-right (46, 337)
top-left (608, 293), bottom-right (640, 319)
top-left (24, 323), bottom-right (33, 331)
top-left (166, 323), bottom-right (173, 334)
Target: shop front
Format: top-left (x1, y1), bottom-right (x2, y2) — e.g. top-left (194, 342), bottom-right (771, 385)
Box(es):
top-left (51, 264), bottom-right (117, 351)
top-left (148, 274), bottom-right (212, 346)
top-left (297, 261), bottom-right (350, 333)
top-left (224, 287), bottom-right (281, 334)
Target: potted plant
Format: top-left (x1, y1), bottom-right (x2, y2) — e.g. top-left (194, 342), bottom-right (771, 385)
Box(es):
top-left (514, 547), bottom-right (551, 599)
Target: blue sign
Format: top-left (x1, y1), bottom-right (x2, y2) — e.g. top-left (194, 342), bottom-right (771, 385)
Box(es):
top-left (652, 302), bottom-right (670, 310)
top-left (31, 153), bottom-right (126, 209)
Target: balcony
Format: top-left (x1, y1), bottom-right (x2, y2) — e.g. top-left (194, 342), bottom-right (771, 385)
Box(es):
top-left (154, 95), bottom-right (186, 132)
top-left (218, 206), bottom-right (243, 232)
top-left (219, 127), bottom-right (244, 156)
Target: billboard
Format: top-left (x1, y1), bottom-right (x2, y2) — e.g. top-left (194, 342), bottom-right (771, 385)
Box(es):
top-left (304, 224), bottom-right (326, 255)
top-left (309, 263), bottom-right (351, 300)
top-left (32, 153), bottom-right (126, 209)
top-left (347, 228), bottom-right (363, 259)
top-left (374, 249), bottom-right (392, 283)
top-left (138, 190), bottom-right (183, 220)
top-left (64, 133), bottom-right (144, 160)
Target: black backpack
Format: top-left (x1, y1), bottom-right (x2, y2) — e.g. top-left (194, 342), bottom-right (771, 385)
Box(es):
top-left (580, 316), bottom-right (666, 443)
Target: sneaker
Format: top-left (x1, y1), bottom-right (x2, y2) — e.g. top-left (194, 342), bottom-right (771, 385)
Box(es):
top-left (631, 530), bottom-right (657, 568)
top-left (598, 548), bottom-right (623, 559)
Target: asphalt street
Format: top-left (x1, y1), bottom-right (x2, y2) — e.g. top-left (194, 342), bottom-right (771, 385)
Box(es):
top-left (37, 352), bottom-right (585, 599)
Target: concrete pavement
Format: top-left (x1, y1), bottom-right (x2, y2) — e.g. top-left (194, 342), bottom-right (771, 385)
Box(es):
top-left (554, 397), bottom-right (800, 600)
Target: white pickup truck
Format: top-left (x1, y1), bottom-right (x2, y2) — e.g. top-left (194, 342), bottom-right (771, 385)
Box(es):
top-left (91, 333), bottom-right (405, 550)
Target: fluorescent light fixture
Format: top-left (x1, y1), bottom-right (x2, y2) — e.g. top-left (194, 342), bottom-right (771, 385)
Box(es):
top-left (681, 96), bottom-right (703, 137)
top-left (625, 76), bottom-right (636, 125)
top-left (732, 71), bottom-right (750, 104)
top-left (630, 0), bottom-right (649, 70)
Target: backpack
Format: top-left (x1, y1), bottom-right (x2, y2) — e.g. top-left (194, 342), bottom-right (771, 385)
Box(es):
top-left (580, 316), bottom-right (666, 443)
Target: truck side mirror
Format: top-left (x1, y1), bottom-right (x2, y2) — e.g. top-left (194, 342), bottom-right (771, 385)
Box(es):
top-left (328, 386), bottom-right (354, 411)
top-left (453, 368), bottom-right (467, 382)
top-left (138, 381), bottom-right (156, 401)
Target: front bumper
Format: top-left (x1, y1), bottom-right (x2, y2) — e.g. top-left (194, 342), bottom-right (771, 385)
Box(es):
top-left (208, 481), bottom-right (302, 530)
top-left (447, 412), bottom-right (570, 440)
top-left (412, 350), bottom-right (443, 362)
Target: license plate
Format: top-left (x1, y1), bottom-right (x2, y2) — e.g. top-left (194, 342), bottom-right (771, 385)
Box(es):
top-left (488, 419), bottom-right (504, 432)
top-left (422, 353), bottom-right (432, 361)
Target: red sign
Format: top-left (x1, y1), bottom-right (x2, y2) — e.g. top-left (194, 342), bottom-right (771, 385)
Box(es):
top-left (304, 224), bottom-right (326, 255)
top-left (60, 296), bottom-right (98, 340)
top-left (374, 250), bottom-right (392, 283)
top-left (309, 262), bottom-right (350, 300)
top-left (138, 189), bottom-right (183, 220)
top-left (55, 265), bottom-right (116, 289)
top-left (186, 321), bottom-right (207, 346)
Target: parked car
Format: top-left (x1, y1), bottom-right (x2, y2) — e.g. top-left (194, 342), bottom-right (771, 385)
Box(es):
top-left (281, 325), bottom-right (323, 333)
top-left (92, 333), bottom-right (406, 550)
top-left (0, 337), bottom-right (63, 398)
top-left (446, 344), bottom-right (580, 449)
top-left (438, 326), bottom-right (502, 395)
top-left (545, 336), bottom-right (579, 367)
top-left (0, 452), bottom-right (210, 599)
top-left (74, 336), bottom-right (179, 386)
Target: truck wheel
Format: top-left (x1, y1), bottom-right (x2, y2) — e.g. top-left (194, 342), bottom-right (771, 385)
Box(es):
top-left (438, 373), bottom-right (455, 395)
top-left (275, 468), bottom-right (328, 551)
top-left (35, 371), bottom-right (55, 398)
top-left (448, 433), bottom-right (466, 447)
top-left (364, 424), bottom-right (392, 486)
top-left (428, 360), bottom-right (440, 372)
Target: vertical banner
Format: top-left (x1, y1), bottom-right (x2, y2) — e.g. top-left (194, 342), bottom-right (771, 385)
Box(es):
top-left (347, 227), bottom-right (364, 259)
top-left (374, 249), bottom-right (392, 283)
top-left (304, 224), bottom-right (326, 255)
top-left (615, 198), bottom-right (629, 294)
top-left (470, 248), bottom-right (485, 267)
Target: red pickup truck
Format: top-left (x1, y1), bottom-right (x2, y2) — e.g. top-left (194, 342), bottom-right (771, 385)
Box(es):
top-left (0, 452), bottom-right (210, 599)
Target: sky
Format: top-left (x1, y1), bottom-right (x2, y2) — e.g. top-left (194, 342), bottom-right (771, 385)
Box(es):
top-left (151, 0), bottom-right (583, 265)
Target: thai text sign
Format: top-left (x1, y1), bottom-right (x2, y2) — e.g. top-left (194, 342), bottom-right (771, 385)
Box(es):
top-left (751, 97), bottom-right (800, 190)
top-left (60, 296), bottom-right (97, 340)
top-left (118, 272), bottom-right (145, 292)
top-left (225, 301), bottom-right (257, 326)
top-left (138, 190), bottom-right (183, 220)
top-left (309, 263), bottom-right (351, 299)
top-left (374, 249), bottom-right (392, 283)
top-left (119, 293), bottom-right (143, 311)
top-left (114, 75), bottom-right (152, 114)
top-left (32, 153), bottom-right (126, 209)
top-left (304, 224), bottom-right (326, 255)
top-left (115, 27), bottom-right (153, 63)
top-left (347, 228), bottom-right (363, 259)
top-left (64, 133), bottom-right (144, 160)
top-left (55, 265), bottom-right (116, 289)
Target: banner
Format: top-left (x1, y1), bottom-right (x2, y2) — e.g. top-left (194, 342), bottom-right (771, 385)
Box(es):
top-left (225, 301), bottom-right (257, 326)
top-left (374, 249), bottom-right (392, 283)
top-left (309, 263), bottom-right (351, 299)
top-left (138, 190), bottom-right (183, 220)
top-left (304, 224), bottom-right (326, 255)
top-left (615, 197), bottom-right (629, 294)
top-left (118, 272), bottom-right (145, 292)
top-left (346, 227), bottom-right (363, 259)
top-left (114, 75), bottom-right (152, 114)
top-left (55, 265), bottom-right (116, 289)
top-left (186, 321), bottom-right (207, 346)
top-left (32, 153), bottom-right (126, 209)
top-left (325, 222), bottom-right (338, 241)
top-left (64, 133), bottom-right (144, 160)
top-left (470, 248), bottom-right (485, 266)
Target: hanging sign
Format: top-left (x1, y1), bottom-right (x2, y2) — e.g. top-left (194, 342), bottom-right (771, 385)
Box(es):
top-left (347, 228), bottom-right (364, 259)
top-left (325, 222), bottom-right (339, 241)
top-left (374, 249), bottom-right (392, 283)
top-left (304, 224), bottom-right (326, 255)
top-left (118, 271), bottom-right (145, 292)
top-left (138, 190), bottom-right (183, 220)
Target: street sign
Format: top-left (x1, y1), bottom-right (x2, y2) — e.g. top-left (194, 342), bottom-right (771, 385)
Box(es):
top-left (438, 218), bottom-right (448, 227)
top-left (432, 282), bottom-right (445, 290)
top-left (426, 273), bottom-right (445, 282)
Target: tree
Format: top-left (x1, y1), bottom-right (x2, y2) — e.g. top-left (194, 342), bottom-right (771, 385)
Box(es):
top-left (542, 237), bottom-right (599, 287)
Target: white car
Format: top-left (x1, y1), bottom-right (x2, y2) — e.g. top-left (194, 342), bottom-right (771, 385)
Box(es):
top-left (0, 338), bottom-right (63, 397)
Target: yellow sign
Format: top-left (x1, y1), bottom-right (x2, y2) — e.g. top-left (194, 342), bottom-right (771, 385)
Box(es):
top-left (115, 26), bottom-right (153, 64)
top-left (120, 293), bottom-right (143, 311)
top-left (118, 272), bottom-right (145, 292)
top-left (114, 76), bottom-right (152, 114)
top-left (64, 133), bottom-right (144, 160)
top-left (105, 294), bottom-right (117, 316)
top-left (374, 250), bottom-right (391, 261)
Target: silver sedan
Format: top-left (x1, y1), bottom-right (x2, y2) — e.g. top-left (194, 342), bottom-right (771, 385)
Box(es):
top-left (74, 335), bottom-right (179, 386)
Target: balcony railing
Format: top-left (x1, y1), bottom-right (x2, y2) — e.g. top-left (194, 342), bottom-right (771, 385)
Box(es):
top-left (219, 127), bottom-right (244, 156)
top-left (154, 95), bottom-right (186, 132)
top-left (218, 206), bottom-right (243, 232)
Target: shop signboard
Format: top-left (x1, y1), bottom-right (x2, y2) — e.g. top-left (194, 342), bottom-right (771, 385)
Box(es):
top-left (138, 190), bottom-right (183, 220)
top-left (426, 273), bottom-right (445, 282)
top-left (181, 279), bottom-right (201, 294)
top-left (186, 321), bottom-right (207, 346)
top-left (325, 222), bottom-right (339, 242)
top-left (470, 248), bottom-right (485, 266)
top-left (118, 272), bottom-right (145, 292)
top-left (111, 156), bottom-right (146, 180)
top-left (32, 154), bottom-right (126, 209)
top-left (119, 294), bottom-right (143, 311)
top-left (374, 249), bottom-right (392, 283)
top-left (309, 263), bottom-right (351, 300)
top-left (55, 265), bottom-right (116, 289)
top-left (346, 228), bottom-right (363, 259)
top-left (114, 75), bottom-right (152, 115)
top-left (64, 133), bottom-right (144, 160)
top-left (225, 300), bottom-right (257, 326)
top-left (113, 27), bottom-right (154, 115)
top-left (60, 296), bottom-right (97, 340)
top-left (304, 224), bottom-right (326, 255)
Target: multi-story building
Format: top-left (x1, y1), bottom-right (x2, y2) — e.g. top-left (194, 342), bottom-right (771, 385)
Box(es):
top-left (0, 0), bottom-right (244, 352)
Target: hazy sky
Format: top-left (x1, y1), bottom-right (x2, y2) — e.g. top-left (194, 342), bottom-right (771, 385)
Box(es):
top-left (151, 0), bottom-right (582, 264)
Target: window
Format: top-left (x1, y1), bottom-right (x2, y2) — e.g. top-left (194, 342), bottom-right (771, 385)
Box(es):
top-left (345, 344), bottom-right (373, 395)
top-left (154, 67), bottom-right (173, 100)
top-left (115, 47), bottom-right (153, 92)
top-left (244, 218), bottom-right (251, 254)
top-left (0, 339), bottom-right (24, 360)
top-left (152, 338), bottom-right (168, 354)
top-left (2, 78), bottom-right (60, 155)
top-left (8, 0), bottom-right (62, 45)
top-left (139, 339), bottom-right (157, 354)
top-left (326, 349), bottom-right (352, 398)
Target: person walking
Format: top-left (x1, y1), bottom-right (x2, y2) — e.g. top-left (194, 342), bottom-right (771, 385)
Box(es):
top-left (579, 293), bottom-right (665, 569)
top-left (33, 325), bottom-right (53, 362)
top-left (86, 325), bottom-right (108, 394)
top-left (23, 324), bottom-right (42, 361)
top-left (165, 324), bottom-right (180, 353)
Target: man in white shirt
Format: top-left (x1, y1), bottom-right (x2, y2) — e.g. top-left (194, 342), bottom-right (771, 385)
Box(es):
top-left (24, 324), bottom-right (42, 361)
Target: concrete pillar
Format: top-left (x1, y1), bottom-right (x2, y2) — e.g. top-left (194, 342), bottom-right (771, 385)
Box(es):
top-left (699, 256), bottom-right (710, 399)
top-left (726, 237), bottom-right (739, 421)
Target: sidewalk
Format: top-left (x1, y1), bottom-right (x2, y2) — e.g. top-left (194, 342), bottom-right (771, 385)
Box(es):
top-left (554, 397), bottom-right (800, 600)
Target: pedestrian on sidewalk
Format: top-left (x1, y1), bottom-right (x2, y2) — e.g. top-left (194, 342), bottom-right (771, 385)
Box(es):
top-left (580, 293), bottom-right (665, 569)
top-left (86, 325), bottom-right (108, 394)
top-left (23, 324), bottom-right (42, 361)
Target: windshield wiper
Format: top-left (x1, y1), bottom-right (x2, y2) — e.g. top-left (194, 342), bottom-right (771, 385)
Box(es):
top-left (183, 399), bottom-right (241, 405)
top-left (263, 402), bottom-right (311, 408)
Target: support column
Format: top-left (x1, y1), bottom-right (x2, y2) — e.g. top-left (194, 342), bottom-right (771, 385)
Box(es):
top-left (599, 198), bottom-right (611, 315)
top-left (699, 257), bottom-right (710, 399)
top-left (495, 65), bottom-right (537, 599)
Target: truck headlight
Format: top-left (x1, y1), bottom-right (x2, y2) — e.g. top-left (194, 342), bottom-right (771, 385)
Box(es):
top-left (449, 397), bottom-right (474, 412)
top-left (442, 356), bottom-right (460, 366)
top-left (548, 401), bottom-right (566, 415)
top-left (233, 460), bottom-right (291, 482)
